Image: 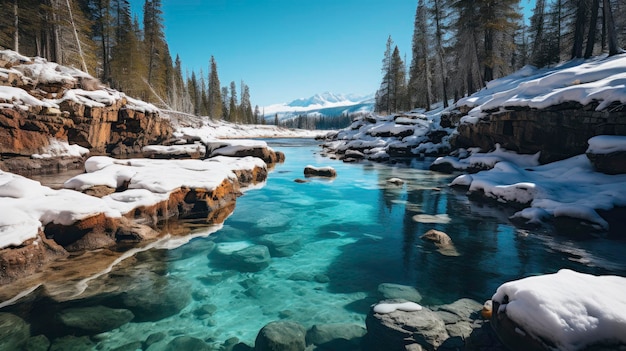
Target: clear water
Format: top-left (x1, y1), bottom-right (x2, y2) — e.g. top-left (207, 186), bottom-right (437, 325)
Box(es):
top-left (4, 139), bottom-right (626, 349)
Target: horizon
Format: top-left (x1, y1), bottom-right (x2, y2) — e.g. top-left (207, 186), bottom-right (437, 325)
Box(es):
top-left (129, 0), bottom-right (534, 107)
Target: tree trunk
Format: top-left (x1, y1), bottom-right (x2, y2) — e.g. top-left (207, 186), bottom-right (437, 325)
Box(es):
top-left (483, 28), bottom-right (494, 82)
top-left (65, 0), bottom-right (89, 74)
top-left (603, 0), bottom-right (620, 55)
top-left (571, 0), bottom-right (587, 58)
top-left (584, 0), bottom-right (600, 58)
top-left (13, 0), bottom-right (18, 52)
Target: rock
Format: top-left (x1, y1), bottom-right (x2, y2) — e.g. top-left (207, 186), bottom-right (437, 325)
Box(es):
top-left (255, 321), bottom-right (307, 351)
top-left (22, 335), bottom-right (51, 351)
top-left (386, 178), bottom-right (404, 185)
top-left (377, 283), bottom-right (422, 303)
top-left (231, 245), bottom-right (272, 272)
top-left (111, 341), bottom-right (144, 351)
top-left (56, 305), bottom-right (134, 334)
top-left (481, 300), bottom-right (493, 319)
top-left (453, 107), bottom-right (626, 164)
top-left (258, 233), bottom-right (302, 257)
top-left (0, 312), bottom-right (30, 351)
top-left (587, 150), bottom-right (626, 174)
top-left (305, 323), bottom-right (366, 349)
top-left (120, 274), bottom-right (192, 321)
top-left (364, 300), bottom-right (449, 351)
top-left (294, 178), bottom-right (309, 183)
top-left (420, 229), bottom-right (460, 257)
top-left (304, 165), bottom-right (337, 178)
top-left (144, 332), bottom-right (167, 348)
top-left (436, 298), bottom-right (483, 321)
top-left (163, 336), bottom-right (212, 351)
top-left (49, 335), bottom-right (94, 351)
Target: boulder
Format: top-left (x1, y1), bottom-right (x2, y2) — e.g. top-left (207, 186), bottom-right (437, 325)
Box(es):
top-left (304, 165), bottom-right (337, 178)
top-left (231, 245), bottom-right (271, 272)
top-left (436, 298), bottom-right (482, 321)
top-left (255, 321), bottom-right (307, 351)
top-left (377, 283), bottom-right (422, 303)
top-left (163, 336), bottom-right (212, 351)
top-left (119, 274), bottom-right (192, 321)
top-left (0, 312), bottom-right (30, 351)
top-left (258, 233), bottom-right (302, 257)
top-left (420, 229), bottom-right (460, 257)
top-left (22, 335), bottom-right (50, 351)
top-left (56, 305), bottom-right (134, 334)
top-left (364, 300), bottom-right (449, 351)
top-left (305, 323), bottom-right (366, 350)
top-left (49, 335), bottom-right (94, 351)
top-left (586, 151), bottom-right (626, 174)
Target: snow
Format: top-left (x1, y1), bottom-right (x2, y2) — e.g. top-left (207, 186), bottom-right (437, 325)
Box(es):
top-left (457, 54), bottom-right (626, 121)
top-left (206, 139), bottom-right (271, 157)
top-left (142, 143), bottom-right (205, 157)
top-left (263, 92), bottom-right (374, 117)
top-left (0, 206), bottom-right (41, 249)
top-left (450, 153), bottom-right (626, 230)
top-left (586, 135), bottom-right (626, 154)
top-left (373, 301), bottom-right (423, 314)
top-left (173, 119), bottom-right (323, 140)
top-left (0, 49), bottom-right (32, 64)
top-left (0, 86), bottom-right (57, 109)
top-left (32, 138), bottom-right (89, 159)
top-left (492, 269), bottom-right (626, 350)
top-left (433, 144), bottom-right (541, 171)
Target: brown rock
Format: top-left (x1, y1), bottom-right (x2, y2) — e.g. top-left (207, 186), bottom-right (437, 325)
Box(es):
top-left (586, 151), bottom-right (626, 174)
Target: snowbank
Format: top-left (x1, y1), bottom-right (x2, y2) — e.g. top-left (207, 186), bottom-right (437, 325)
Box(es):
top-left (493, 269), bottom-right (626, 351)
top-left (31, 138), bottom-right (89, 159)
top-left (586, 135), bottom-right (626, 154)
top-left (173, 119), bottom-right (323, 141)
top-left (449, 152), bottom-right (626, 230)
top-left (457, 54), bottom-right (626, 122)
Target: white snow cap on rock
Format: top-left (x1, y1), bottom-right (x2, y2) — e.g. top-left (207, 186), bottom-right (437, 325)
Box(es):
top-left (373, 301), bottom-right (423, 314)
top-left (586, 135), bottom-right (626, 154)
top-left (492, 269), bottom-right (626, 351)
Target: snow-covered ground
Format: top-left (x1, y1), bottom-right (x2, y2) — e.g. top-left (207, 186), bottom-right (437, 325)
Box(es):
top-left (262, 92), bottom-right (374, 121)
top-left (493, 269), bottom-right (626, 351)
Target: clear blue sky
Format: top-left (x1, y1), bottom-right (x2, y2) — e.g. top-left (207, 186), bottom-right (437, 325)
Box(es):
top-left (129, 1), bottom-right (534, 107)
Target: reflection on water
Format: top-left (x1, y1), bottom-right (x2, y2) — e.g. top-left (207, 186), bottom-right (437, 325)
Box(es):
top-left (2, 138), bottom-right (625, 350)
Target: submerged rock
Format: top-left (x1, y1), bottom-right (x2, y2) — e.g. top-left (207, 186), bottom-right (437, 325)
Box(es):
top-left (163, 336), bottom-right (212, 351)
top-left (119, 274), bottom-right (192, 321)
top-left (56, 305), bottom-right (134, 334)
top-left (305, 323), bottom-right (366, 351)
top-left (304, 165), bottom-right (337, 178)
top-left (0, 312), bottom-right (30, 351)
top-left (231, 245), bottom-right (271, 272)
top-left (49, 335), bottom-right (94, 351)
top-left (254, 320), bottom-right (307, 351)
top-left (420, 229), bottom-right (460, 257)
top-left (258, 233), bottom-right (302, 257)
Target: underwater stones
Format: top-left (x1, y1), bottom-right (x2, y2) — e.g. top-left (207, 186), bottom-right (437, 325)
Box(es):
top-left (23, 335), bottom-right (51, 351)
top-left (162, 336), bottom-right (213, 351)
top-left (231, 245), bottom-right (271, 272)
top-left (119, 274), bottom-right (192, 321)
top-left (49, 335), bottom-right (95, 351)
top-left (305, 323), bottom-right (366, 351)
top-left (0, 312), bottom-right (30, 351)
top-left (254, 320), bottom-right (307, 351)
top-left (304, 165), bottom-right (337, 178)
top-left (412, 214), bottom-right (451, 224)
top-left (386, 177), bottom-right (405, 185)
top-left (56, 305), bottom-right (134, 334)
top-left (377, 283), bottom-right (423, 303)
top-left (258, 233), bottom-right (302, 257)
top-left (365, 300), bottom-right (449, 351)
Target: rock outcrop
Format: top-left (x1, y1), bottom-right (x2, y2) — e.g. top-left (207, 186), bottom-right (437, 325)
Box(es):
top-left (0, 50), bottom-right (173, 175)
top-left (453, 105), bottom-right (626, 164)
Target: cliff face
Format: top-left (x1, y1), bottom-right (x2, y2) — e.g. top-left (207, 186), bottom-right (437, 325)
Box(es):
top-left (0, 50), bottom-right (173, 172)
top-left (452, 104), bottom-right (626, 164)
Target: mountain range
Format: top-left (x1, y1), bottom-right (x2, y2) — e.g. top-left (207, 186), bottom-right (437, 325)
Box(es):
top-left (263, 92), bottom-right (375, 121)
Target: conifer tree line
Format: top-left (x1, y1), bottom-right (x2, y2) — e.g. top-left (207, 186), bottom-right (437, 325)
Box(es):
top-left (376, 0), bottom-right (625, 114)
top-left (0, 0), bottom-right (261, 123)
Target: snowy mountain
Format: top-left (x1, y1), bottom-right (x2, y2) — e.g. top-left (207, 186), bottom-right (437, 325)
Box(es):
top-left (263, 92), bottom-right (375, 121)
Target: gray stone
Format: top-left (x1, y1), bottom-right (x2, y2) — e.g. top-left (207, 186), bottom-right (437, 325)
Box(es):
top-left (445, 321), bottom-right (473, 339)
top-left (120, 274), bottom-right (192, 321)
top-left (163, 336), bottom-right (212, 351)
top-left (255, 321), bottom-right (307, 351)
top-left (144, 332), bottom-right (167, 347)
top-left (22, 335), bottom-right (50, 351)
top-left (305, 323), bottom-right (366, 348)
top-left (111, 341), bottom-right (144, 351)
top-left (377, 283), bottom-right (422, 303)
top-left (231, 245), bottom-right (271, 272)
top-left (365, 301), bottom-right (448, 351)
top-left (258, 233), bottom-right (302, 257)
top-left (56, 305), bottom-right (134, 334)
top-left (49, 336), bottom-right (94, 351)
top-left (0, 313), bottom-right (30, 351)
top-left (434, 310), bottom-right (461, 325)
top-left (436, 298), bottom-right (482, 320)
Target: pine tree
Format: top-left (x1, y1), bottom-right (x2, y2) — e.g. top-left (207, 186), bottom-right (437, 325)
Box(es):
top-left (221, 86), bottom-right (230, 120)
top-left (430, 0), bottom-right (450, 107)
top-left (239, 81), bottom-right (253, 124)
top-left (389, 46), bottom-right (408, 112)
top-left (375, 36), bottom-right (394, 114)
top-left (408, 0), bottom-right (432, 110)
top-left (229, 81), bottom-right (239, 123)
top-left (208, 56), bottom-right (223, 119)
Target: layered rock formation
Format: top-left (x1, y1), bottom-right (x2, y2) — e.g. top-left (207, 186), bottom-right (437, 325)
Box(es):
top-left (453, 104), bottom-right (626, 164)
top-left (0, 50), bottom-right (172, 175)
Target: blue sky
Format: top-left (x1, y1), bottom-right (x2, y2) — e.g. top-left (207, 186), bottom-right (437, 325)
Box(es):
top-left (129, 1), bottom-right (533, 107)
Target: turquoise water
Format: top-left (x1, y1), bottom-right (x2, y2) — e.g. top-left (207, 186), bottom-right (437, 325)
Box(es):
top-left (4, 139), bottom-right (626, 349)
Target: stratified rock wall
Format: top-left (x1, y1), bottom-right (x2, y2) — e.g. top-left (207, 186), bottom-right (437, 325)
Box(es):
top-left (453, 105), bottom-right (626, 163)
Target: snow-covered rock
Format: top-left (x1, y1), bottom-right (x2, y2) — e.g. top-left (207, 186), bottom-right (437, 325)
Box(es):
top-left (586, 135), bottom-right (626, 175)
top-left (491, 269), bottom-right (626, 351)
top-left (304, 165), bottom-right (337, 178)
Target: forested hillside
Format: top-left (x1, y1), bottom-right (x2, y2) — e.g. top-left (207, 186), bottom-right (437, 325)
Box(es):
top-left (0, 0), bottom-right (261, 123)
top-left (375, 0), bottom-right (626, 114)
